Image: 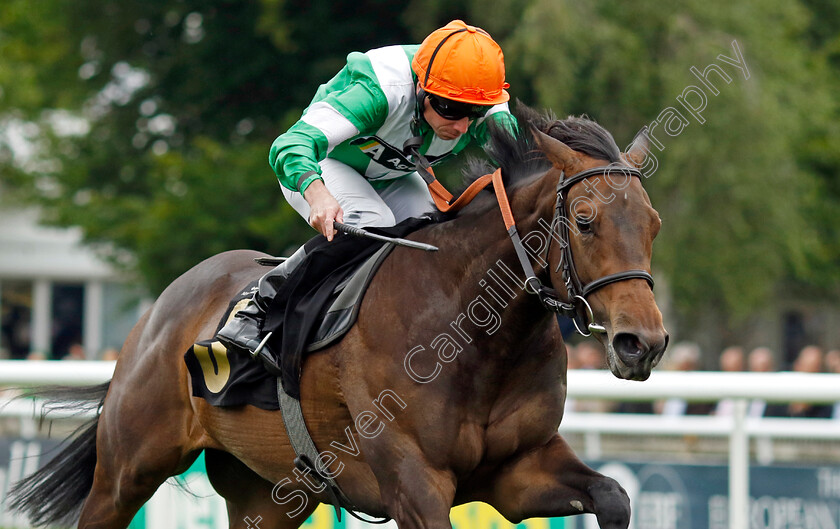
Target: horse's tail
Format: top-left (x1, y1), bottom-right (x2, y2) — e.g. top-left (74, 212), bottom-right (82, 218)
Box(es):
top-left (7, 381), bottom-right (110, 526)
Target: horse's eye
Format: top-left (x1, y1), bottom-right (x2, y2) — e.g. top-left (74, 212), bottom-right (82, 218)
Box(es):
top-left (576, 217), bottom-right (593, 233)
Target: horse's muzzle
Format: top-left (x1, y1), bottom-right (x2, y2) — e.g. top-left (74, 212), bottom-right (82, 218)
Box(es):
top-left (609, 330), bottom-right (669, 380)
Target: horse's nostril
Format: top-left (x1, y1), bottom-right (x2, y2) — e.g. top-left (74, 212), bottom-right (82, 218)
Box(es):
top-left (613, 333), bottom-right (646, 360)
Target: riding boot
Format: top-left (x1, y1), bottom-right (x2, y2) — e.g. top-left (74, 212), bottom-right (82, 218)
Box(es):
top-left (216, 245), bottom-right (308, 354)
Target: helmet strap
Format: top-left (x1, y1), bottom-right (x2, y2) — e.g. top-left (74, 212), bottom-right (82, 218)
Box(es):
top-left (411, 86), bottom-right (427, 138)
top-left (414, 25), bottom-right (483, 135)
top-left (422, 28), bottom-right (468, 88)
top-left (404, 84), bottom-right (432, 183)
top-left (407, 25), bottom-right (488, 177)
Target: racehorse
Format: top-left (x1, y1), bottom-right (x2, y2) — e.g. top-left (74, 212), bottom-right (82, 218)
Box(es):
top-left (10, 106), bottom-right (668, 529)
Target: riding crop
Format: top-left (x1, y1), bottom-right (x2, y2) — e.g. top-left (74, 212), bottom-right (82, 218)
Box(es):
top-left (334, 222), bottom-right (439, 252)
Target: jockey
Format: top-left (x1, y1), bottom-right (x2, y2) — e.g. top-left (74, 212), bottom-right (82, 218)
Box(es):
top-left (217, 20), bottom-right (516, 355)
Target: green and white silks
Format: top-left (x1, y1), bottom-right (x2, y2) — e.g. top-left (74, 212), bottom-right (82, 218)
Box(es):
top-left (269, 45), bottom-right (515, 196)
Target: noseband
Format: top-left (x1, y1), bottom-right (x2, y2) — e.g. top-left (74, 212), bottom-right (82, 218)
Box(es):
top-left (409, 142), bottom-right (654, 337)
top-left (520, 165), bottom-right (654, 336)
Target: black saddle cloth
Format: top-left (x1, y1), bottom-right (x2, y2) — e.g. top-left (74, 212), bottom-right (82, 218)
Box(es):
top-left (184, 216), bottom-right (433, 408)
top-left (264, 216), bottom-right (432, 399)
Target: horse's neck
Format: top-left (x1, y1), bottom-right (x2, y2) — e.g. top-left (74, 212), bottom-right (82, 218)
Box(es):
top-left (425, 171), bottom-right (559, 355)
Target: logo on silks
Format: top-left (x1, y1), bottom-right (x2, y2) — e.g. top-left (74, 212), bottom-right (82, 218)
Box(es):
top-left (350, 135), bottom-right (447, 172)
top-left (589, 462), bottom-right (692, 529)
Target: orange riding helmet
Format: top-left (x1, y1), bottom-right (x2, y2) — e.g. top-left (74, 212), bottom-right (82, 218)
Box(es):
top-left (411, 20), bottom-right (510, 106)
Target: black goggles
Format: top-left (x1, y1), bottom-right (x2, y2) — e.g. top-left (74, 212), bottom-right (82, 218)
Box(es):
top-left (427, 94), bottom-right (487, 121)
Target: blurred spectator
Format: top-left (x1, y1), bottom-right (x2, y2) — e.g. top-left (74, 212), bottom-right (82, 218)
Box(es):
top-left (567, 340), bottom-right (614, 414)
top-left (713, 345), bottom-right (747, 416)
top-left (744, 347), bottom-right (786, 417)
top-left (794, 345), bottom-right (822, 373)
top-left (825, 349), bottom-right (840, 374)
top-left (664, 342), bottom-right (702, 372)
top-left (747, 347), bottom-right (781, 418)
top-left (64, 342), bottom-right (87, 360)
top-left (719, 346), bottom-right (745, 372)
top-left (788, 345), bottom-right (832, 418)
top-left (576, 340), bottom-right (606, 369)
top-left (747, 347), bottom-right (775, 373)
top-left (657, 342), bottom-right (713, 415)
top-left (2, 306), bottom-right (32, 359)
top-left (25, 350), bottom-right (47, 361)
top-left (827, 350), bottom-right (840, 419)
top-left (102, 348), bottom-right (120, 361)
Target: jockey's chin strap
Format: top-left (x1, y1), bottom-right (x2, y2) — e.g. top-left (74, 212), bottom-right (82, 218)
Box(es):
top-left (405, 141), bottom-right (654, 337)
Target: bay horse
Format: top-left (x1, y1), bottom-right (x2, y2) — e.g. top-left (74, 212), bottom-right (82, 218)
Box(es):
top-left (10, 106), bottom-right (668, 529)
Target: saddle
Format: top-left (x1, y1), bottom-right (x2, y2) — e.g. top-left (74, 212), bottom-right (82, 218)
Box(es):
top-left (184, 217), bottom-right (432, 408)
top-left (307, 243), bottom-right (393, 351)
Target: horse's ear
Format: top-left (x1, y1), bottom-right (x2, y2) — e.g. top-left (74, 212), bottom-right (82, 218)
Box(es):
top-left (623, 127), bottom-right (651, 168)
top-left (531, 125), bottom-right (578, 170)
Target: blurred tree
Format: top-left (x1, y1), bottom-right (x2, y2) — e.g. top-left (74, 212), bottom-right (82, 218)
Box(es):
top-left (789, 0), bottom-right (840, 296)
top-left (1, 0), bottom-right (838, 336)
top-left (0, 0), bottom-right (412, 294)
top-left (470, 0), bottom-right (840, 332)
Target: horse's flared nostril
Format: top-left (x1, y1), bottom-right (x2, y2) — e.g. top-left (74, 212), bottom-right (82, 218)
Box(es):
top-left (659, 333), bottom-right (670, 356)
top-left (646, 332), bottom-right (669, 359)
top-left (612, 331), bottom-right (669, 372)
top-left (612, 333), bottom-right (646, 363)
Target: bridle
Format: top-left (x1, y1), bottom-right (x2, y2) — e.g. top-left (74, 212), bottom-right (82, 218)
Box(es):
top-left (521, 164), bottom-right (655, 336)
top-left (405, 128), bottom-right (654, 338)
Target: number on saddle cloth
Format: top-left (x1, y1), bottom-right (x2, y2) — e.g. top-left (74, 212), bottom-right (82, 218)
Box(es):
top-left (183, 216), bottom-right (434, 407)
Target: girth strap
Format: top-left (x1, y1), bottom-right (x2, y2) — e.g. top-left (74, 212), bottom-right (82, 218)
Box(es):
top-left (277, 381), bottom-right (346, 518)
top-left (277, 380), bottom-right (391, 524)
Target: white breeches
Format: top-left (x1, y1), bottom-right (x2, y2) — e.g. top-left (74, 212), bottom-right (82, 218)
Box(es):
top-left (281, 158), bottom-right (436, 229)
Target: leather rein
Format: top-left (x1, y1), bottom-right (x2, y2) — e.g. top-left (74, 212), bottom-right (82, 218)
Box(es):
top-left (407, 143), bottom-right (654, 337)
top-left (310, 154), bottom-right (657, 524)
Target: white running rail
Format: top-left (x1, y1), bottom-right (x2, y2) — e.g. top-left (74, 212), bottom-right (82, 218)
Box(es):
top-left (2, 362), bottom-right (840, 529)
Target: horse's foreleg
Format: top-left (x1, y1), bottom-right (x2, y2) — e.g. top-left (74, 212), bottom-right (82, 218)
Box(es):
top-left (369, 448), bottom-right (456, 529)
top-left (481, 434), bottom-right (630, 529)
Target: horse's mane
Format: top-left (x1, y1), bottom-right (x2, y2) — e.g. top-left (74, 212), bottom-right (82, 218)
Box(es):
top-left (461, 102), bottom-right (622, 190)
top-left (426, 103), bottom-right (622, 223)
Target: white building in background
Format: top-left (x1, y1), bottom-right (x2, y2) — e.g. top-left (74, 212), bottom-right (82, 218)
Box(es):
top-left (0, 207), bottom-right (149, 360)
